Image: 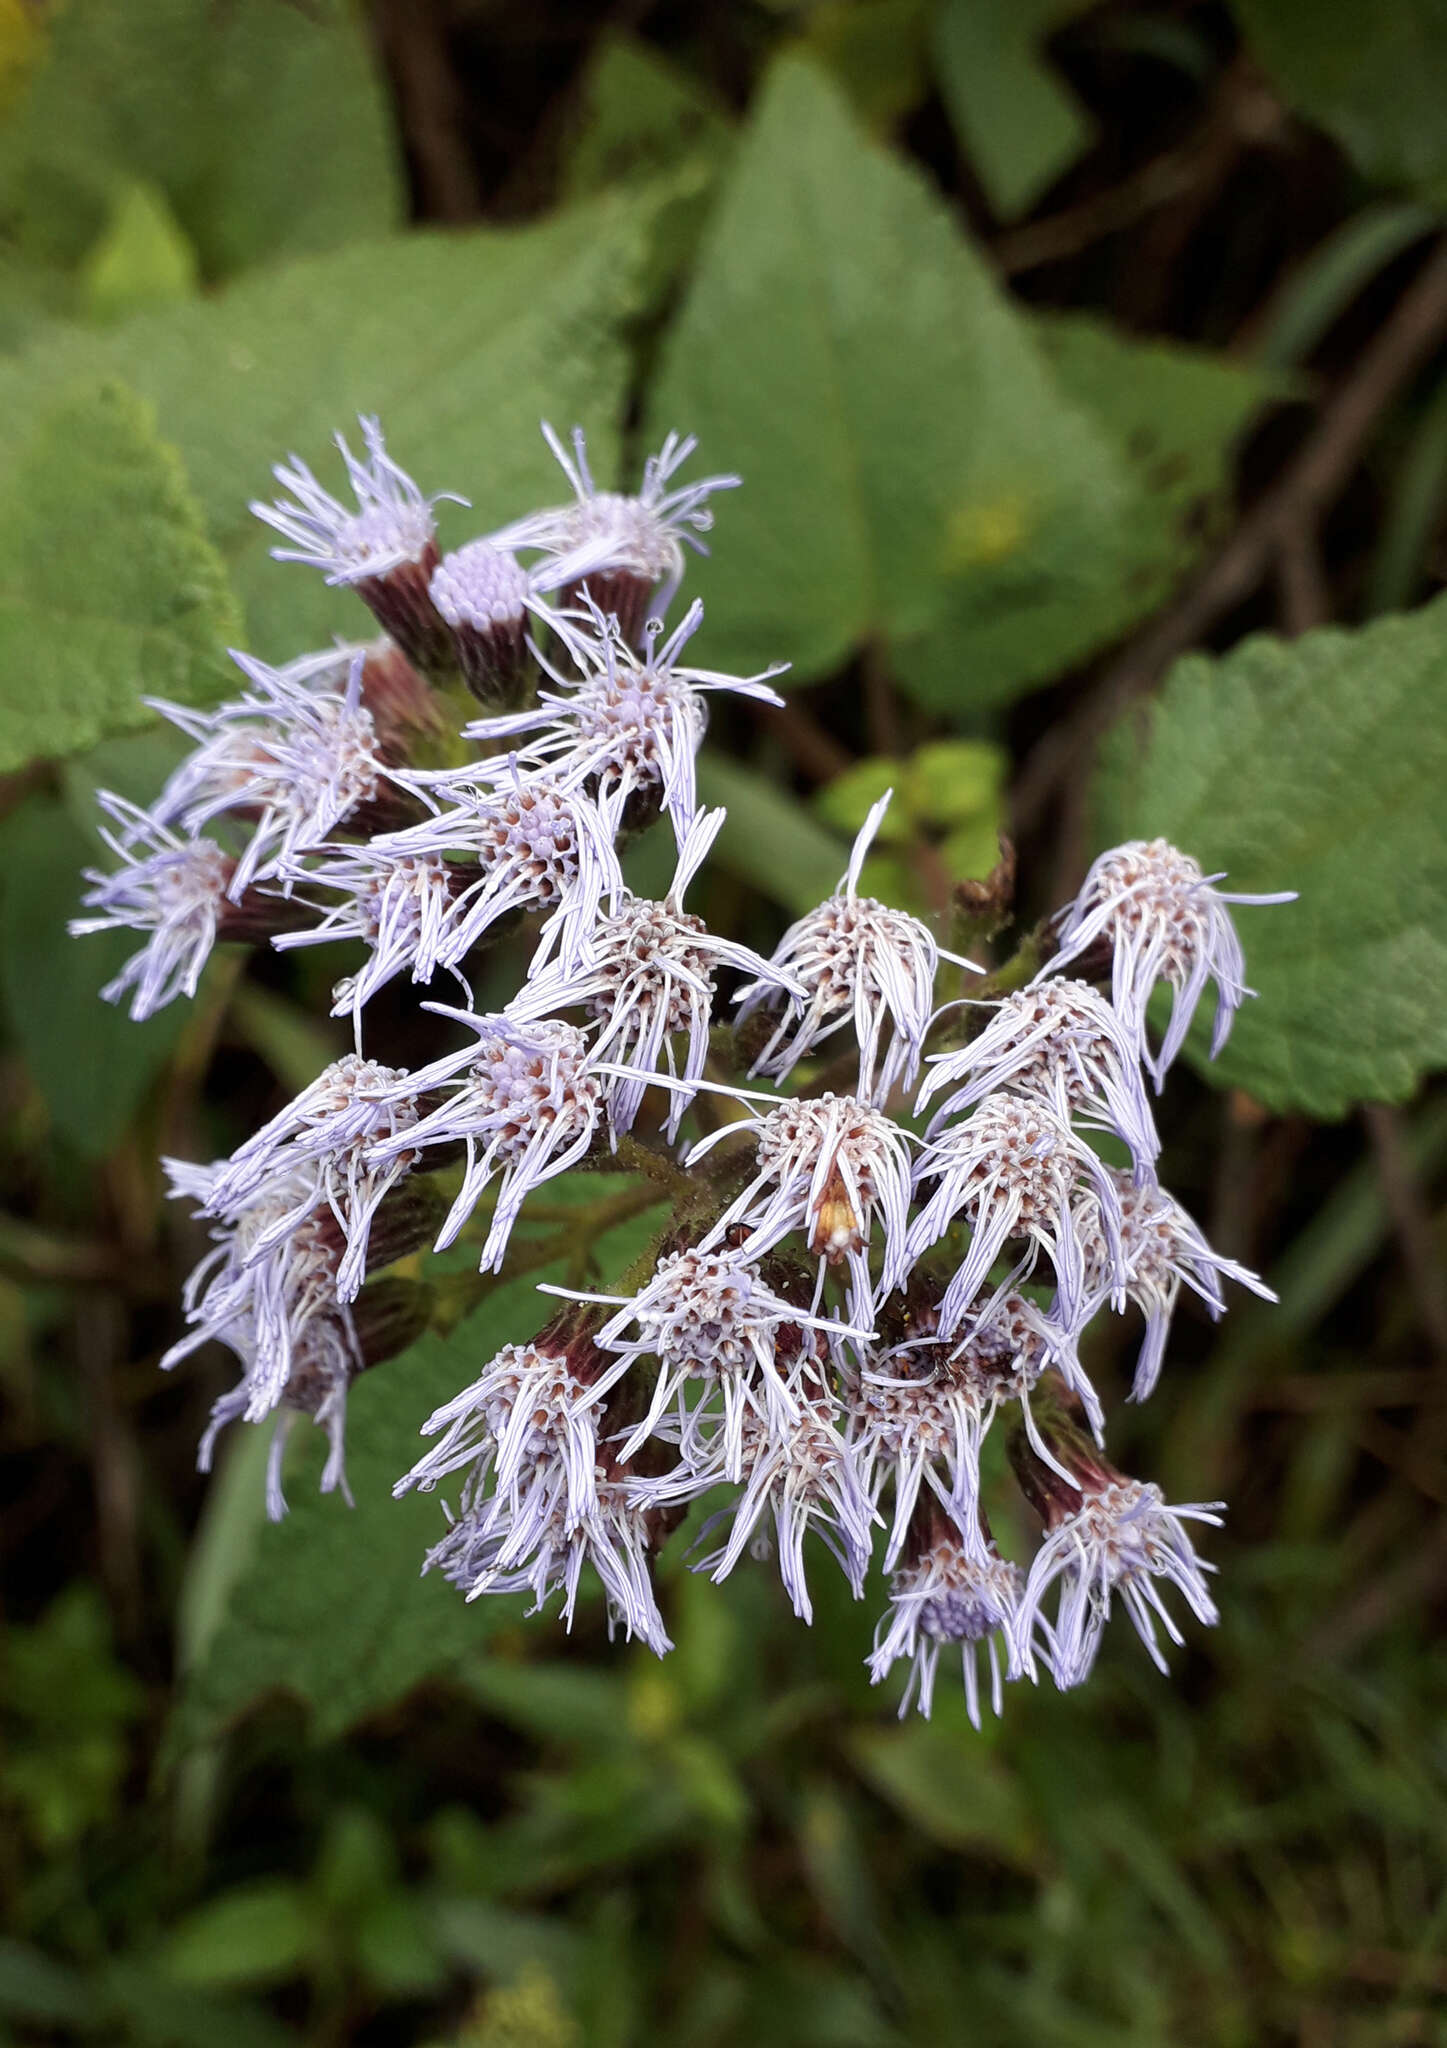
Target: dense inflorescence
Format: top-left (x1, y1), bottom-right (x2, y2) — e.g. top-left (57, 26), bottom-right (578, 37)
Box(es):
top-left (73, 415), bottom-right (1294, 1721)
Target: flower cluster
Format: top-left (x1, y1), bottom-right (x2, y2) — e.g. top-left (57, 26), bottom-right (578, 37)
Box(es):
top-left (74, 415), bottom-right (1292, 1717)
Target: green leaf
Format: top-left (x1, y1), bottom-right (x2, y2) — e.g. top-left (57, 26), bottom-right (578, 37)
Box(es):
top-left (1232, 0), bottom-right (1447, 199)
top-left (0, 381), bottom-right (239, 772)
top-left (848, 1718), bottom-right (1036, 1863)
top-left (0, 1941), bottom-right (97, 2028)
top-left (163, 1881), bottom-right (312, 1990)
top-left (79, 178), bottom-right (200, 324)
top-left (1094, 598), bottom-right (1447, 1116)
top-left (932, 0), bottom-right (1094, 217)
top-left (891, 312), bottom-right (1278, 712)
top-left (646, 56), bottom-right (1136, 704)
top-left (173, 1190), bottom-right (668, 1748)
top-left (0, 0), bottom-right (400, 282)
top-left (0, 792), bottom-right (191, 1154)
top-left (0, 190), bottom-right (661, 664)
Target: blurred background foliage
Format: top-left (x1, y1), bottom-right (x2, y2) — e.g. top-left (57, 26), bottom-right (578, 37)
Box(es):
top-left (1, 0), bottom-right (1446, 2042)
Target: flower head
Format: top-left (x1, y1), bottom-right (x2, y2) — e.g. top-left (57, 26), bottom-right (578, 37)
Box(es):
top-left (643, 1385), bottom-right (874, 1623)
top-left (401, 1335), bottom-right (670, 1653)
top-left (148, 649), bottom-right (398, 898)
top-left (459, 600), bottom-right (783, 840)
top-left (907, 1092), bottom-right (1126, 1336)
top-left (1044, 838), bottom-right (1296, 1090)
top-left (492, 425), bottom-right (738, 640)
top-left (251, 417), bottom-right (466, 666)
top-left (70, 795), bottom-right (235, 1019)
top-left (398, 1336), bottom-right (604, 1530)
top-left (428, 1469), bottom-right (672, 1653)
top-left (691, 1090), bottom-right (915, 1325)
top-left (160, 1161), bottom-right (348, 1421)
top-left (428, 538), bottom-right (572, 703)
top-left (199, 1055), bottom-right (427, 1303)
top-left (372, 768), bottom-right (621, 986)
top-left (273, 843), bottom-right (471, 1038)
top-left (918, 977), bottom-right (1159, 1180)
top-left (367, 1013), bottom-right (606, 1271)
top-left (1013, 1450), bottom-right (1222, 1688)
top-left (510, 809), bottom-right (793, 1140)
top-left (1078, 1168), bottom-right (1274, 1399)
top-left (856, 1287), bottom-right (1097, 1566)
top-left (737, 793), bottom-right (964, 1102)
top-left (564, 1245), bottom-right (858, 1485)
top-left (868, 1516), bottom-right (1025, 1724)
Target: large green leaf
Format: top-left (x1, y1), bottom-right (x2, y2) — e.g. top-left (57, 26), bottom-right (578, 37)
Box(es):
top-left (890, 313), bottom-right (1278, 713)
top-left (0, 189), bottom-right (660, 665)
top-left (0, 380), bottom-right (239, 772)
top-left (1232, 0), bottom-right (1447, 199)
top-left (0, 0), bottom-right (401, 284)
top-left (173, 1192), bottom-right (668, 1748)
top-left (1094, 599), bottom-right (1447, 1117)
top-left (646, 56), bottom-right (1140, 702)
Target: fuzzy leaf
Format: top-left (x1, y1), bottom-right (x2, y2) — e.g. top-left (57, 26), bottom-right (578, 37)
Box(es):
top-left (0, 381), bottom-right (238, 772)
top-left (646, 55), bottom-right (1132, 702)
top-left (1094, 600), bottom-right (1447, 1116)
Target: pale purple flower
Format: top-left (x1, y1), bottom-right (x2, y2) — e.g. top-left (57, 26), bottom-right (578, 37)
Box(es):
top-left (200, 1056), bottom-right (424, 1303)
top-left (555, 1246), bottom-right (863, 1484)
top-left (398, 1339), bottom-right (603, 1531)
top-left (1016, 1469), bottom-right (1222, 1689)
top-left (640, 1385), bottom-right (874, 1623)
top-left (491, 424), bottom-right (738, 635)
top-left (867, 1523), bottom-right (1025, 1725)
top-left (689, 1090), bottom-right (915, 1325)
top-left (427, 538), bottom-right (586, 700)
top-left (371, 767), bottom-right (622, 983)
top-left (855, 1289), bottom-right (1098, 1567)
top-left (431, 1472), bottom-right (672, 1653)
top-left (510, 809), bottom-right (794, 1140)
top-left (907, 1092), bottom-right (1127, 1336)
top-left (736, 793), bottom-right (973, 1102)
top-left (404, 1342), bottom-right (671, 1652)
top-left (457, 599), bottom-right (784, 840)
top-left (147, 649), bottom-right (396, 899)
top-left (917, 977), bottom-right (1159, 1181)
top-left (251, 415), bottom-right (464, 587)
top-left (160, 1161), bottom-right (347, 1421)
top-left (1044, 838), bottom-right (1296, 1090)
top-left (200, 1305), bottom-right (361, 1521)
top-left (1078, 1168), bottom-right (1275, 1400)
top-left (272, 843), bottom-right (471, 1038)
top-left (366, 1012), bottom-right (607, 1271)
top-left (70, 794), bottom-right (234, 1019)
